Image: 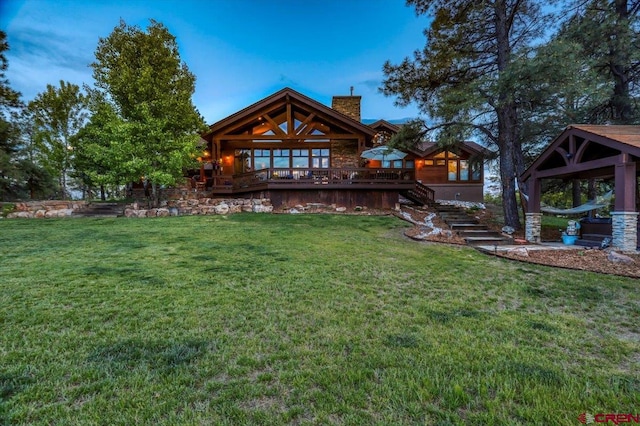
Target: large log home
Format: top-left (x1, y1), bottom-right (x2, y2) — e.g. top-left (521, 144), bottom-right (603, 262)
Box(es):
top-left (195, 87), bottom-right (487, 208)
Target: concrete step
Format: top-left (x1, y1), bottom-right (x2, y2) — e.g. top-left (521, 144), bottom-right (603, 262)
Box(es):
top-left (434, 207), bottom-right (465, 212)
top-left (438, 213), bottom-right (473, 219)
top-left (450, 223), bottom-right (489, 231)
top-left (464, 236), bottom-right (512, 245)
top-left (445, 218), bottom-right (480, 225)
top-left (457, 230), bottom-right (503, 238)
top-left (434, 206), bottom-right (465, 212)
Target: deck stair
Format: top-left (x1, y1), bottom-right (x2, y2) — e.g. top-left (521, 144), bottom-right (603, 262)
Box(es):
top-left (401, 182), bottom-right (436, 206)
top-left (73, 202), bottom-right (125, 218)
top-left (433, 202), bottom-right (512, 245)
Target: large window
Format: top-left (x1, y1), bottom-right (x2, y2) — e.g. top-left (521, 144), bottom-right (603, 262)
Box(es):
top-left (236, 148), bottom-right (332, 170)
top-left (425, 150), bottom-right (481, 182)
top-left (312, 149), bottom-right (329, 168)
top-left (273, 149), bottom-right (290, 168)
top-left (448, 160), bottom-right (458, 181)
top-left (459, 160), bottom-right (469, 181)
top-left (382, 159), bottom-right (404, 168)
top-left (471, 162), bottom-right (481, 180)
top-left (254, 149), bottom-right (270, 170)
top-left (292, 149), bottom-right (309, 168)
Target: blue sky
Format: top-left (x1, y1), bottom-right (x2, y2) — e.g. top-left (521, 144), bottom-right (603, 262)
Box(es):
top-left (0, 0), bottom-right (430, 124)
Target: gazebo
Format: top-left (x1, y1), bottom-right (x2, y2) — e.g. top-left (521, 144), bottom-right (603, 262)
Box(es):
top-left (521, 125), bottom-right (640, 252)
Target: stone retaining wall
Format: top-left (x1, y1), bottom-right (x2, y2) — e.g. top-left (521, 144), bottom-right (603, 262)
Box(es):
top-left (2, 198), bottom-right (368, 218)
top-left (5, 201), bottom-right (88, 218)
top-left (123, 198), bottom-right (273, 217)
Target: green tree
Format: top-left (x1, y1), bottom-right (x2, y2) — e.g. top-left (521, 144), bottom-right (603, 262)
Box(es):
top-left (382, 0), bottom-right (555, 228)
top-left (72, 93), bottom-right (130, 200)
top-left (28, 81), bottom-right (88, 199)
top-left (90, 19), bottom-right (205, 205)
top-left (0, 30), bottom-right (23, 200)
top-left (558, 0), bottom-right (640, 123)
top-left (12, 109), bottom-right (57, 199)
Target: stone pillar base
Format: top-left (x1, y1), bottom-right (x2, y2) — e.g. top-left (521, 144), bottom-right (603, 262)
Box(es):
top-left (525, 213), bottom-right (542, 244)
top-left (611, 211), bottom-right (639, 253)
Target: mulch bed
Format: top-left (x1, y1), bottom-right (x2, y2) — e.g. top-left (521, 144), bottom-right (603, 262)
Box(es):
top-left (399, 206), bottom-right (640, 278)
top-left (496, 247), bottom-right (640, 278)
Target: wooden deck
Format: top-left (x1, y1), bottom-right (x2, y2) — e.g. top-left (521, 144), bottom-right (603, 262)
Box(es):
top-left (131, 167), bottom-right (435, 209)
top-left (208, 167), bottom-right (416, 194)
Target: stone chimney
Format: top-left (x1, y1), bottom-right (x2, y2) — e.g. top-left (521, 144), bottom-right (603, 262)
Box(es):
top-left (332, 87), bottom-right (361, 122)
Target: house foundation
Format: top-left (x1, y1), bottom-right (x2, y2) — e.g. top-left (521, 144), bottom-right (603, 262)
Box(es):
top-left (611, 211), bottom-right (639, 253)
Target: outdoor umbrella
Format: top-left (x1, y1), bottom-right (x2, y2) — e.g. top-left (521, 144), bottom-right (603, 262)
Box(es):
top-left (360, 146), bottom-right (408, 162)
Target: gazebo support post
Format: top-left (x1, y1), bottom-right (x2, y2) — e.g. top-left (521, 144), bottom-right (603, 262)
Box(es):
top-left (612, 154), bottom-right (638, 252)
top-left (525, 175), bottom-right (542, 243)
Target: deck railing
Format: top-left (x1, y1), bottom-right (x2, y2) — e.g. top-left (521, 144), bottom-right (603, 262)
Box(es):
top-left (220, 167), bottom-right (415, 191)
top-left (413, 181), bottom-right (436, 205)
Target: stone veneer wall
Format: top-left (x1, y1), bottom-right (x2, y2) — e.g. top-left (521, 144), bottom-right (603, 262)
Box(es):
top-left (611, 211), bottom-right (639, 253)
top-left (331, 96), bottom-right (361, 122)
top-left (331, 140), bottom-right (359, 168)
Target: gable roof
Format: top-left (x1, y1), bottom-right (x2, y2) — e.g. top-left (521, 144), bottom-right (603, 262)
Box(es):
top-left (569, 124), bottom-right (640, 148)
top-left (368, 119), bottom-right (401, 134)
top-left (410, 140), bottom-right (491, 157)
top-left (202, 87), bottom-right (377, 141)
top-left (521, 124), bottom-right (640, 181)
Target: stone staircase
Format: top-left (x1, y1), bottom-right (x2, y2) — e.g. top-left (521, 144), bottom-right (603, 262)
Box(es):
top-left (72, 202), bottom-right (125, 218)
top-left (433, 203), bottom-right (512, 246)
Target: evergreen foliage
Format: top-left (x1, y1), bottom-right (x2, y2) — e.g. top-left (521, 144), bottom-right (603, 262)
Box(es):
top-left (89, 20), bottom-right (206, 204)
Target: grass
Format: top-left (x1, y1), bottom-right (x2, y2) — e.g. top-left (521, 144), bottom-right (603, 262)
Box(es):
top-left (1, 214), bottom-right (638, 425)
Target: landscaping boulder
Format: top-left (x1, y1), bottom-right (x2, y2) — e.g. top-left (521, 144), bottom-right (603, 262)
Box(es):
top-left (607, 251), bottom-right (634, 264)
top-left (214, 203), bottom-right (230, 215)
top-left (508, 247), bottom-right (529, 257)
top-left (253, 204), bottom-right (272, 213)
top-left (7, 211), bottom-right (32, 219)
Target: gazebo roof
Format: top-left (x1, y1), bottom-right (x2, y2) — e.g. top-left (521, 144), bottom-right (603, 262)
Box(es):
top-left (570, 125), bottom-right (640, 147)
top-left (522, 124), bottom-right (640, 214)
top-left (521, 124), bottom-right (640, 181)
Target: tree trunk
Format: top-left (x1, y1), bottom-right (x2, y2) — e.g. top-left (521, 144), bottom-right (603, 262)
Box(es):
top-left (151, 181), bottom-right (159, 208)
top-left (59, 172), bottom-right (67, 200)
top-left (587, 178), bottom-right (597, 200)
top-left (100, 185), bottom-right (106, 201)
top-left (572, 179), bottom-right (582, 207)
top-left (499, 143), bottom-right (521, 229)
top-left (611, 0), bottom-right (632, 122)
top-left (494, 0), bottom-right (522, 229)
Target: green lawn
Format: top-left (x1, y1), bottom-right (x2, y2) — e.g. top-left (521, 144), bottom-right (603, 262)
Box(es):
top-left (1, 214), bottom-right (638, 425)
